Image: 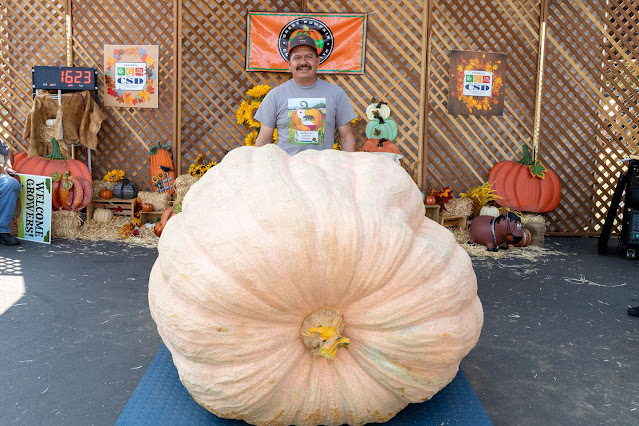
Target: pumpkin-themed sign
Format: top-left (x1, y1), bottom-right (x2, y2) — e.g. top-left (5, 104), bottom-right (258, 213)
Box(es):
top-left (149, 145), bottom-right (483, 425)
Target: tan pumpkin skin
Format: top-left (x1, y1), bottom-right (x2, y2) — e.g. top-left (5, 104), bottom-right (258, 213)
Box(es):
top-left (149, 145), bottom-right (483, 426)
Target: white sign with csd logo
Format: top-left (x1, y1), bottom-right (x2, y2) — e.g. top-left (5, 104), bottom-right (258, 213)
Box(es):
top-left (115, 62), bottom-right (147, 91)
top-left (462, 70), bottom-right (493, 97)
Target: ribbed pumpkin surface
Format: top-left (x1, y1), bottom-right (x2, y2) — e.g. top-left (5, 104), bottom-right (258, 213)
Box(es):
top-left (149, 145), bottom-right (483, 426)
top-left (489, 160), bottom-right (561, 213)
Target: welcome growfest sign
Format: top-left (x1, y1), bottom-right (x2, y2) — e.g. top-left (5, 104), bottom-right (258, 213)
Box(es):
top-left (17, 174), bottom-right (52, 244)
top-left (246, 12), bottom-right (368, 74)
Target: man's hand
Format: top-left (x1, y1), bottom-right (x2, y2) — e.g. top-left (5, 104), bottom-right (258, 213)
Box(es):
top-left (255, 126), bottom-right (275, 147)
top-left (337, 123), bottom-right (356, 152)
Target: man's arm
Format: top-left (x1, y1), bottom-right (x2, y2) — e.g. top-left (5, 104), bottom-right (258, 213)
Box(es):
top-left (255, 126), bottom-right (275, 147)
top-left (337, 123), bottom-right (355, 152)
top-left (2, 151), bottom-right (15, 175)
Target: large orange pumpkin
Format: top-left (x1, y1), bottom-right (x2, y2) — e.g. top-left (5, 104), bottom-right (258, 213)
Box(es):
top-left (149, 142), bottom-right (175, 194)
top-left (489, 145), bottom-right (561, 213)
top-left (13, 138), bottom-right (92, 183)
top-left (290, 101), bottom-right (323, 131)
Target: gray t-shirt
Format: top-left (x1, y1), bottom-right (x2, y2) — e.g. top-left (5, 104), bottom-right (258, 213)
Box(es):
top-left (254, 78), bottom-right (356, 155)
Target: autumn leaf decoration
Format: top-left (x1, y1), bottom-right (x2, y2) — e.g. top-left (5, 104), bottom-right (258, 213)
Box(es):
top-left (430, 186), bottom-right (454, 209)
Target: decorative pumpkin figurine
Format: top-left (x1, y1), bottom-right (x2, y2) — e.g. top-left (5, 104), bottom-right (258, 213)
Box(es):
top-left (149, 142), bottom-right (176, 194)
top-left (362, 138), bottom-right (401, 155)
top-left (514, 227), bottom-right (532, 247)
top-left (290, 100), bottom-right (323, 131)
top-left (365, 112), bottom-right (398, 141)
top-left (365, 99), bottom-right (391, 120)
top-left (149, 145), bottom-right (483, 425)
top-left (13, 138), bottom-right (92, 183)
top-left (113, 178), bottom-right (138, 199)
top-left (141, 203), bottom-right (154, 212)
top-left (479, 205), bottom-right (500, 217)
top-left (93, 208), bottom-right (113, 223)
top-left (489, 145), bottom-right (561, 213)
top-left (50, 171), bottom-right (92, 211)
top-left (425, 195), bottom-right (437, 205)
top-left (99, 188), bottom-right (113, 200)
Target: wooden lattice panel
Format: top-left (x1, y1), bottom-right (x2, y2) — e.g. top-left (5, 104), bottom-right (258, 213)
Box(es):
top-left (543, 0), bottom-right (639, 234)
top-left (426, 0), bottom-right (539, 197)
top-left (71, 0), bottom-right (176, 190)
top-left (308, 0), bottom-right (427, 183)
top-left (178, 0), bottom-right (302, 174)
top-left (0, 0), bottom-right (66, 153)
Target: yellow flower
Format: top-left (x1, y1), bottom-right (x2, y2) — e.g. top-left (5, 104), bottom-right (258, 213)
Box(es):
top-left (103, 169), bottom-right (125, 182)
top-left (246, 84), bottom-right (272, 100)
top-left (272, 129), bottom-right (278, 144)
top-left (243, 102), bottom-right (261, 128)
top-left (244, 130), bottom-right (258, 146)
top-left (236, 100), bottom-right (249, 125)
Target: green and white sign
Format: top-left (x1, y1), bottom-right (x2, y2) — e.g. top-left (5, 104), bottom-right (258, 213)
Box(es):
top-left (17, 173), bottom-right (52, 244)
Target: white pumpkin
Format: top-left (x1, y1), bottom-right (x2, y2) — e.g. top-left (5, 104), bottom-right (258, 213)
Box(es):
top-left (149, 145), bottom-right (483, 425)
top-left (365, 100), bottom-right (392, 120)
top-left (479, 205), bottom-right (501, 217)
top-left (45, 119), bottom-right (56, 127)
top-left (93, 208), bottom-right (113, 223)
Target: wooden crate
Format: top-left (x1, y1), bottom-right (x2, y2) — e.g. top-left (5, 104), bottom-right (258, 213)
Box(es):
top-left (424, 205), bottom-right (440, 223)
top-left (140, 211), bottom-right (163, 224)
top-left (87, 198), bottom-right (136, 220)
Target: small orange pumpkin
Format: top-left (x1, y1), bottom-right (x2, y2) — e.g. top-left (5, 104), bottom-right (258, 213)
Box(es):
top-left (99, 188), bottom-right (113, 199)
top-left (141, 203), bottom-right (154, 212)
top-left (362, 138), bottom-right (401, 155)
top-left (425, 195), bottom-right (437, 205)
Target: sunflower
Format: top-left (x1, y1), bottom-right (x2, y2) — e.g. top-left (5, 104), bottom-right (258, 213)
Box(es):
top-left (243, 102), bottom-right (261, 128)
top-left (246, 84), bottom-right (272, 101)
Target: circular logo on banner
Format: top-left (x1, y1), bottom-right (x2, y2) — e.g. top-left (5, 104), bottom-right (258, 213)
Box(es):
top-left (278, 17), bottom-right (334, 64)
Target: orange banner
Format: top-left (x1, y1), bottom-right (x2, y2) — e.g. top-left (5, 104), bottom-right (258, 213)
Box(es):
top-left (246, 12), bottom-right (367, 74)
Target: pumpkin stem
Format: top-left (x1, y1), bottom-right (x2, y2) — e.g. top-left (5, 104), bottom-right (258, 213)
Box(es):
top-left (301, 308), bottom-right (349, 360)
top-left (377, 138), bottom-right (388, 147)
top-left (44, 138), bottom-right (66, 160)
top-left (519, 144), bottom-right (534, 166)
top-left (376, 101), bottom-right (387, 108)
top-left (373, 111), bottom-right (385, 124)
top-left (519, 144), bottom-right (547, 178)
top-left (300, 100), bottom-right (309, 109)
top-left (149, 141), bottom-right (172, 155)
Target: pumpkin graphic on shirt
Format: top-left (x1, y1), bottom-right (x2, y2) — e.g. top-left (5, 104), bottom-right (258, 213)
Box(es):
top-left (291, 100), bottom-right (324, 131)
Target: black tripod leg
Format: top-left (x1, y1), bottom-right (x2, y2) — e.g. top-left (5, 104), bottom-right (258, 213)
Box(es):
top-left (598, 171), bottom-right (628, 255)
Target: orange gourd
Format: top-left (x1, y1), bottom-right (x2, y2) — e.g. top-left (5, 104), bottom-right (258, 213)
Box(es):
top-left (290, 101), bottom-right (323, 131)
top-left (149, 142), bottom-right (175, 194)
top-left (149, 145), bottom-right (483, 425)
top-left (13, 138), bottom-right (92, 183)
top-left (362, 138), bottom-right (401, 154)
top-left (489, 145), bottom-right (561, 213)
top-left (99, 189), bottom-right (113, 199)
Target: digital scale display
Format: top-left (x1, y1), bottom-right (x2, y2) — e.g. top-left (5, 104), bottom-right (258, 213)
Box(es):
top-left (32, 66), bottom-right (97, 90)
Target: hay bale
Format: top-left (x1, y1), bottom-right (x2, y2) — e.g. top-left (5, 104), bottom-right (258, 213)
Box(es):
top-left (138, 191), bottom-right (171, 211)
top-left (440, 198), bottom-right (473, 218)
top-left (52, 210), bottom-right (82, 239)
top-left (175, 174), bottom-right (198, 205)
top-left (93, 181), bottom-right (117, 198)
top-left (521, 214), bottom-right (546, 246)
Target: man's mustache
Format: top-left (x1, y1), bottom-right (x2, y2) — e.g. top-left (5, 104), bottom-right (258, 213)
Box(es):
top-left (296, 65), bottom-right (311, 70)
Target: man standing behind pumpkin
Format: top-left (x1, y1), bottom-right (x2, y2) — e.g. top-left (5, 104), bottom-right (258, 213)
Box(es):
top-left (0, 141), bottom-right (21, 245)
top-left (254, 35), bottom-right (357, 153)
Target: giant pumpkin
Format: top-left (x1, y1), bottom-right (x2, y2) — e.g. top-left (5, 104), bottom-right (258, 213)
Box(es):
top-left (13, 138), bottom-right (92, 183)
top-left (149, 145), bottom-right (483, 425)
top-left (489, 145), bottom-right (561, 213)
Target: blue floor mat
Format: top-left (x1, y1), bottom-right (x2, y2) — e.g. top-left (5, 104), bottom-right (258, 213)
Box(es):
top-left (117, 344), bottom-right (491, 425)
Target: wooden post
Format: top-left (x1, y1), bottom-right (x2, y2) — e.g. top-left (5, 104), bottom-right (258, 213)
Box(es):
top-left (65, 0), bottom-right (73, 66)
top-left (420, 0), bottom-right (434, 191)
top-left (531, 0), bottom-right (551, 163)
top-left (172, 0), bottom-right (183, 174)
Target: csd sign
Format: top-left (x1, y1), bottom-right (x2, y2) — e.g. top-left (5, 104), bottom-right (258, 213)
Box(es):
top-left (117, 77), bottom-right (145, 85)
top-left (464, 84), bottom-right (491, 91)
